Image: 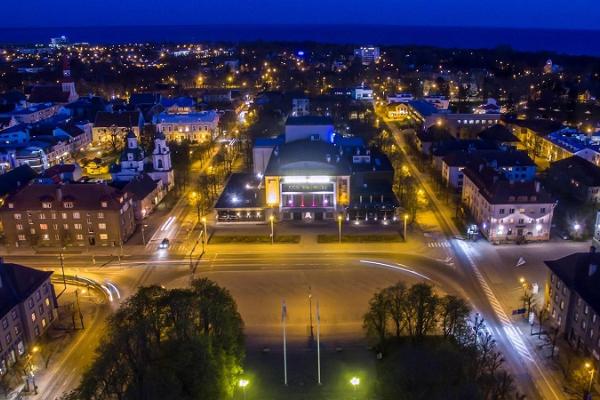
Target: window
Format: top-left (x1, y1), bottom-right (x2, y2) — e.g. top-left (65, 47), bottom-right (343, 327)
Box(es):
top-left (76, 234), bottom-right (83, 240)
top-left (39, 213), bottom-right (46, 220)
top-left (31, 312), bottom-right (36, 322)
top-left (41, 318), bottom-right (46, 328)
top-left (99, 234), bottom-right (108, 240)
top-left (560, 300), bottom-right (565, 310)
top-left (499, 209), bottom-right (505, 214)
top-left (34, 326), bottom-right (39, 337)
top-left (16, 224), bottom-right (23, 231)
top-left (42, 202), bottom-right (52, 209)
top-left (1, 319), bottom-right (7, 329)
top-left (61, 212), bottom-right (68, 219)
top-left (98, 212), bottom-right (104, 219)
top-left (10, 310), bottom-right (16, 321)
top-left (101, 201), bottom-right (108, 208)
top-left (5, 334), bottom-right (10, 345)
top-left (35, 291), bottom-right (41, 301)
top-left (73, 212), bottom-right (80, 219)
top-left (63, 224), bottom-right (69, 230)
top-left (98, 223), bottom-right (106, 230)
top-left (42, 234), bottom-right (50, 241)
top-left (64, 202), bottom-right (74, 208)
top-left (45, 298), bottom-right (50, 307)
top-left (585, 306), bottom-right (589, 315)
top-left (13, 213), bottom-right (21, 220)
top-left (541, 208), bottom-right (546, 213)
top-left (13, 326), bottom-right (19, 335)
top-left (509, 208), bottom-right (515, 213)
top-left (74, 224), bottom-right (82, 230)
top-left (40, 224), bottom-right (48, 230)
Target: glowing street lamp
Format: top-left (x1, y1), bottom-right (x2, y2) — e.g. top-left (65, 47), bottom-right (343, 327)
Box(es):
top-left (269, 215), bottom-right (275, 245)
top-left (239, 378), bottom-right (249, 399)
top-left (403, 214), bottom-right (409, 240)
top-left (585, 362), bottom-right (596, 396)
top-left (350, 376), bottom-right (360, 392)
top-left (338, 214), bottom-right (343, 243)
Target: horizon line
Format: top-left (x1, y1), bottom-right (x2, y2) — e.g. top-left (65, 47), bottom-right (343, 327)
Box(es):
top-left (1, 23), bottom-right (600, 33)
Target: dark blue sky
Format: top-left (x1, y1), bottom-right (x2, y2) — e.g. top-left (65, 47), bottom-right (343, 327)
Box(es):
top-left (4, 0), bottom-right (600, 30)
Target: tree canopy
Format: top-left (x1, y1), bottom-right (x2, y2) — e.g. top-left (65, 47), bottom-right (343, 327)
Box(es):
top-left (364, 282), bottom-right (522, 400)
top-left (67, 279), bottom-right (244, 400)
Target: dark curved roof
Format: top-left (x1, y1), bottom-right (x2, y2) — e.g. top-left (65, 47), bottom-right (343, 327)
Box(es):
top-left (264, 139), bottom-right (351, 176)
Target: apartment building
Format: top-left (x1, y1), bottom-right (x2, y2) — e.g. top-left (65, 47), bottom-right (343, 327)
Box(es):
top-left (0, 183), bottom-right (135, 248)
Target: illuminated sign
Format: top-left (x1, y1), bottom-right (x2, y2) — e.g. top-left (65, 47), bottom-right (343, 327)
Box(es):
top-left (281, 183), bottom-right (334, 192)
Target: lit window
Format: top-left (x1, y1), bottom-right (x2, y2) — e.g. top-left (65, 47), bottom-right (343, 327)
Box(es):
top-left (73, 212), bottom-right (80, 219)
top-left (98, 223), bottom-right (107, 230)
top-left (99, 234), bottom-right (108, 240)
top-left (76, 234), bottom-right (83, 240)
top-left (101, 202), bottom-right (108, 208)
top-left (98, 212), bottom-right (104, 219)
top-left (13, 213), bottom-right (21, 220)
top-left (64, 202), bottom-right (74, 208)
top-left (40, 224), bottom-right (48, 230)
top-left (31, 312), bottom-right (36, 322)
top-left (17, 234), bottom-right (26, 241)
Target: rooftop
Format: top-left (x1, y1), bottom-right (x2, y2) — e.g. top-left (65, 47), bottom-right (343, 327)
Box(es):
top-left (94, 111), bottom-right (141, 128)
top-left (0, 165), bottom-right (37, 197)
top-left (2, 183), bottom-right (128, 211)
top-left (545, 250), bottom-right (600, 315)
top-left (154, 110), bottom-right (218, 124)
top-left (285, 116), bottom-right (334, 126)
top-left (462, 165), bottom-right (552, 204)
top-left (214, 173), bottom-right (264, 209)
top-left (0, 262), bottom-right (53, 318)
top-left (478, 124), bottom-right (520, 143)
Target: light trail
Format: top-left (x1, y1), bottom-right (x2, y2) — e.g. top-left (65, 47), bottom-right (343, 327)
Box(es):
top-left (359, 260), bottom-right (431, 281)
top-left (160, 216), bottom-right (176, 232)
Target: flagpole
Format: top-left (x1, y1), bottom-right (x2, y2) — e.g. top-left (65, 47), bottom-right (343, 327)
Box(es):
top-left (282, 300), bottom-right (288, 386)
top-left (317, 300), bottom-right (321, 385)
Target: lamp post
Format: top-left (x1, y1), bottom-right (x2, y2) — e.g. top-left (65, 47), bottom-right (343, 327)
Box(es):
top-left (141, 223), bottom-right (148, 246)
top-left (238, 378), bottom-right (249, 400)
top-left (269, 215), bottom-right (275, 245)
top-left (586, 362), bottom-right (596, 398)
top-left (350, 376), bottom-right (360, 399)
top-left (337, 214), bottom-right (343, 243)
top-left (308, 286), bottom-right (314, 339)
top-left (201, 217), bottom-right (207, 248)
top-left (403, 214), bottom-right (409, 240)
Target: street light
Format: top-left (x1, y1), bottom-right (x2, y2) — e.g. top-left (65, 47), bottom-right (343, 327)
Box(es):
top-left (586, 362), bottom-right (596, 396)
top-left (239, 378), bottom-right (249, 400)
top-left (269, 215), bottom-right (275, 245)
top-left (403, 214), bottom-right (409, 240)
top-left (350, 376), bottom-right (360, 392)
top-left (201, 217), bottom-right (207, 249)
top-left (337, 214), bottom-right (343, 243)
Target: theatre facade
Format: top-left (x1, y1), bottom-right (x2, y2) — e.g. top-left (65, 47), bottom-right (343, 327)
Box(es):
top-left (214, 116), bottom-right (399, 224)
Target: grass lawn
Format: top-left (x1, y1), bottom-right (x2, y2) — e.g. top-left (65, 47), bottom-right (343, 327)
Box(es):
top-left (209, 235), bottom-right (300, 244)
top-left (317, 234), bottom-right (404, 243)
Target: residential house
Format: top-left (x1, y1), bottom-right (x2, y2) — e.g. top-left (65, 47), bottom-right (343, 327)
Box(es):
top-left (544, 249), bottom-right (600, 364)
top-left (0, 261), bottom-right (58, 375)
top-left (461, 165), bottom-right (554, 243)
top-left (546, 156), bottom-right (600, 203)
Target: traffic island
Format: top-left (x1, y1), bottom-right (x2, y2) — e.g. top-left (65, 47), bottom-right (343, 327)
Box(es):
top-left (317, 234), bottom-right (404, 243)
top-left (209, 235), bottom-right (301, 244)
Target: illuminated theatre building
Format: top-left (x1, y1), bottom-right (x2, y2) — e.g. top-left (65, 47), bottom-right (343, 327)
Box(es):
top-left (215, 116), bottom-right (399, 223)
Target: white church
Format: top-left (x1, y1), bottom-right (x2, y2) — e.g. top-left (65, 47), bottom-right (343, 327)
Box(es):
top-left (110, 130), bottom-right (175, 219)
top-left (112, 130), bottom-right (174, 189)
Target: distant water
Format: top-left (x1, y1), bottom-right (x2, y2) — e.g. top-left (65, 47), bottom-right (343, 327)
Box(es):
top-left (0, 25), bottom-right (599, 56)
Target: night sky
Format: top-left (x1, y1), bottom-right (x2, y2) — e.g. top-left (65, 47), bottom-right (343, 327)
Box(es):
top-left (4, 0), bottom-right (600, 30)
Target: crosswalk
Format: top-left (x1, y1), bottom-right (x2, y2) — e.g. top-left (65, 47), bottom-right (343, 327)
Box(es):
top-left (427, 241), bottom-right (451, 248)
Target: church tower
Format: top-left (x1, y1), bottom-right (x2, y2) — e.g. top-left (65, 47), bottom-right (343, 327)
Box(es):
top-left (61, 57), bottom-right (79, 102)
top-left (152, 131), bottom-right (172, 171)
top-left (148, 131), bottom-right (175, 190)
